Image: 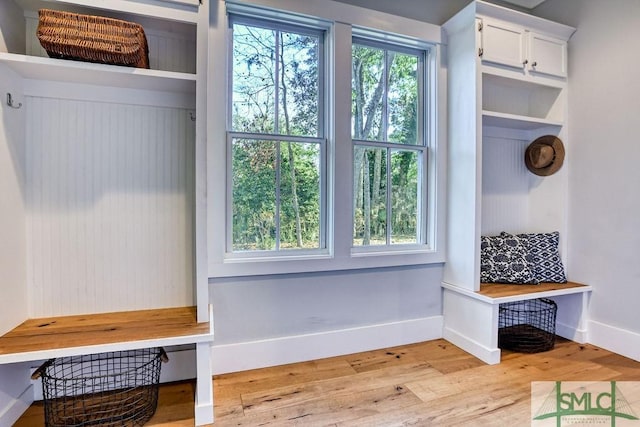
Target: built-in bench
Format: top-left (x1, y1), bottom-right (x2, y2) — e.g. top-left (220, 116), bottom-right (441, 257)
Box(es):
top-left (0, 306), bottom-right (213, 364)
top-left (0, 306), bottom-right (214, 422)
top-left (442, 281), bottom-right (592, 364)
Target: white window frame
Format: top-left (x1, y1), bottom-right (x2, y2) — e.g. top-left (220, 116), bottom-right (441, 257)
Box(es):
top-left (208, 0), bottom-right (446, 277)
top-left (226, 15), bottom-right (328, 259)
top-left (350, 35), bottom-right (430, 253)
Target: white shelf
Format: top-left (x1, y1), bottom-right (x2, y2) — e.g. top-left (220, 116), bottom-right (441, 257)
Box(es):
top-left (0, 52), bottom-right (196, 94)
top-left (481, 65), bottom-right (567, 89)
top-left (482, 110), bottom-right (563, 130)
top-left (16, 0), bottom-right (200, 24)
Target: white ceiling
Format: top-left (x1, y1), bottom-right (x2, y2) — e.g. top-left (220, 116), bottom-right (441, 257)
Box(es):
top-left (501, 0), bottom-right (546, 8)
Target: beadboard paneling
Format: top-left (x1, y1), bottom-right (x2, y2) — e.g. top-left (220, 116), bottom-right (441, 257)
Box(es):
top-left (26, 97), bottom-right (195, 317)
top-left (146, 29), bottom-right (197, 74)
top-left (481, 135), bottom-right (530, 235)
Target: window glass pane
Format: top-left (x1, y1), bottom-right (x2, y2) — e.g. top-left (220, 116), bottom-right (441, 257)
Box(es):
top-left (279, 142), bottom-right (321, 249)
top-left (232, 139), bottom-right (276, 251)
top-left (353, 146), bottom-right (387, 246)
top-left (352, 43), bottom-right (421, 146)
top-left (352, 37), bottom-right (426, 249)
top-left (391, 150), bottom-right (419, 244)
top-left (232, 24), bottom-right (276, 134)
top-left (232, 138), bottom-right (321, 252)
top-left (279, 32), bottom-right (320, 137)
top-left (388, 53), bottom-right (419, 145)
top-left (232, 22), bottom-right (321, 137)
top-left (352, 45), bottom-right (384, 141)
top-left (229, 17), bottom-right (325, 255)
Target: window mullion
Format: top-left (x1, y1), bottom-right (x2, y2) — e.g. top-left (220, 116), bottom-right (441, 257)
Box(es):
top-left (275, 141), bottom-right (281, 250)
top-left (274, 29), bottom-right (280, 135)
top-left (382, 49), bottom-right (390, 245)
top-left (382, 49), bottom-right (389, 143)
top-left (386, 147), bottom-right (392, 245)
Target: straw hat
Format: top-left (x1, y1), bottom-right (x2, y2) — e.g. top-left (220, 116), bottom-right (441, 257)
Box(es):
top-left (524, 135), bottom-right (565, 176)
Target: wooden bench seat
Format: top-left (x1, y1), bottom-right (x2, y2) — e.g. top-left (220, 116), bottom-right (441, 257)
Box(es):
top-left (0, 306), bottom-right (213, 364)
top-left (442, 281), bottom-right (592, 364)
top-left (479, 281), bottom-right (590, 300)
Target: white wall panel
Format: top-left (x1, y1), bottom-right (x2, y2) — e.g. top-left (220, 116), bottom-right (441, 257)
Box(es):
top-left (24, 15), bottom-right (44, 58)
top-left (534, 0), bottom-right (640, 343)
top-left (0, 64), bottom-right (28, 335)
top-left (26, 97), bottom-right (194, 317)
top-left (481, 135), bottom-right (530, 235)
top-left (146, 29), bottom-right (197, 74)
top-left (441, 5), bottom-right (481, 291)
top-left (211, 264), bottom-right (443, 344)
top-left (0, 1), bottom-right (26, 54)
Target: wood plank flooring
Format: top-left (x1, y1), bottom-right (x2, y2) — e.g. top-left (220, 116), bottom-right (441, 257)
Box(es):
top-left (15, 338), bottom-right (640, 426)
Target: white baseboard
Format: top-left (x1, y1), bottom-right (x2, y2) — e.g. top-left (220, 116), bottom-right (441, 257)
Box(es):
top-left (556, 321), bottom-right (588, 344)
top-left (211, 316), bottom-right (444, 375)
top-left (0, 384), bottom-right (33, 427)
top-left (588, 320), bottom-right (640, 362)
top-left (442, 326), bottom-right (500, 365)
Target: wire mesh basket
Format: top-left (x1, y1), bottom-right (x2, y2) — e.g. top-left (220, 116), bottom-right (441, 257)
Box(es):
top-left (33, 348), bottom-right (168, 427)
top-left (498, 298), bottom-right (557, 353)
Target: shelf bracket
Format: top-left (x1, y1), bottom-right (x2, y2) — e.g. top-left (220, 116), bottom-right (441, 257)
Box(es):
top-left (6, 93), bottom-right (22, 109)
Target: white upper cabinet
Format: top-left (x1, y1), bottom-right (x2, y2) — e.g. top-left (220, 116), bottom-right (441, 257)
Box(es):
top-left (528, 32), bottom-right (567, 77)
top-left (479, 17), bottom-right (527, 69)
top-left (478, 16), bottom-right (568, 78)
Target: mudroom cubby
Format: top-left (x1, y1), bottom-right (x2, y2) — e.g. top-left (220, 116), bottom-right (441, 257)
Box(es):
top-left (1, 0), bottom-right (199, 92)
top-left (442, 1), bottom-right (592, 364)
top-left (482, 72), bottom-right (565, 129)
top-left (0, 0), bottom-right (212, 424)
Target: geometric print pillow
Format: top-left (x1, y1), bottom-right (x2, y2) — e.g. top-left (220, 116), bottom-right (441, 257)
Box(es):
top-left (511, 231), bottom-right (567, 283)
top-left (480, 234), bottom-right (538, 284)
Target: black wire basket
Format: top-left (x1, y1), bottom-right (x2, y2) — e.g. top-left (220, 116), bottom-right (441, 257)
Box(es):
top-left (498, 298), bottom-right (557, 353)
top-left (33, 348), bottom-right (168, 427)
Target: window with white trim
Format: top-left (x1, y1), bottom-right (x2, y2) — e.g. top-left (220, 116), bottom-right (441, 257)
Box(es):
top-left (216, 3), bottom-right (443, 273)
top-left (351, 38), bottom-right (428, 248)
top-left (228, 16), bottom-right (326, 254)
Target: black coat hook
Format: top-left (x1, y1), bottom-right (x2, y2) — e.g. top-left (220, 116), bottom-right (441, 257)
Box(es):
top-left (6, 93), bottom-right (22, 109)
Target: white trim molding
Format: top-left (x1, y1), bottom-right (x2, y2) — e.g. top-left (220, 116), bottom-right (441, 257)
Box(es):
top-left (211, 316), bottom-right (443, 374)
top-left (442, 326), bottom-right (501, 365)
top-left (588, 320), bottom-right (640, 362)
top-left (0, 384), bottom-right (33, 427)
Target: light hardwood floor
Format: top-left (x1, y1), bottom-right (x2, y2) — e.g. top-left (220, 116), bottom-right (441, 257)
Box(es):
top-left (15, 338), bottom-right (640, 426)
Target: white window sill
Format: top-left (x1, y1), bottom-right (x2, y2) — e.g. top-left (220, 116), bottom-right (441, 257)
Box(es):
top-left (209, 249), bottom-right (445, 278)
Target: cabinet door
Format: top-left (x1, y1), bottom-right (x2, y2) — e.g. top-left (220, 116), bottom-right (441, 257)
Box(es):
top-left (528, 32), bottom-right (567, 78)
top-left (479, 17), bottom-right (526, 70)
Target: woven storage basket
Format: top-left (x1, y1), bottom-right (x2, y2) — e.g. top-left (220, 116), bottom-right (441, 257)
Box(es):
top-left (37, 9), bottom-right (149, 69)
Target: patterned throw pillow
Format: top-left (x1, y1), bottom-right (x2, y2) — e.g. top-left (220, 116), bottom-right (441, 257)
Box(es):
top-left (480, 234), bottom-right (538, 284)
top-left (512, 232), bottom-right (567, 283)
